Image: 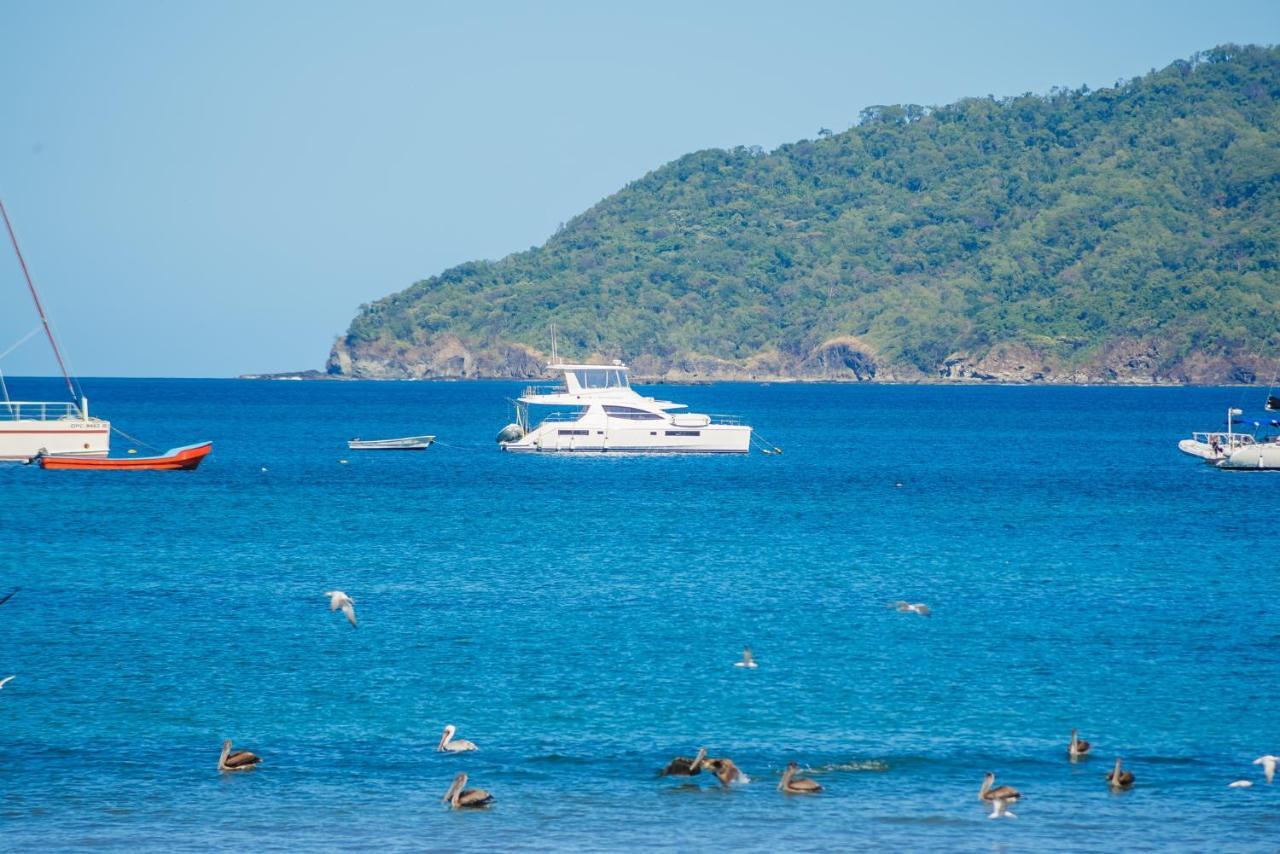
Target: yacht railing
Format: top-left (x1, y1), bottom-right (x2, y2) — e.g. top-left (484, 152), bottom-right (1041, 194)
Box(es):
top-left (522, 383), bottom-right (567, 398)
top-left (709, 414), bottom-right (745, 425)
top-left (1189, 431), bottom-right (1255, 449)
top-left (0, 401), bottom-right (86, 421)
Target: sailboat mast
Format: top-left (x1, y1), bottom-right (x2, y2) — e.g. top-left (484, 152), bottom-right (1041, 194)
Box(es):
top-left (0, 198), bottom-right (78, 402)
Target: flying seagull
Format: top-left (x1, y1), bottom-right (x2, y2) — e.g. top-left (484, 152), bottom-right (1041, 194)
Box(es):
top-left (0, 676), bottom-right (14, 690)
top-left (325, 591), bottom-right (357, 627)
top-left (1255, 755), bottom-right (1278, 784)
top-left (893, 601), bottom-right (931, 617)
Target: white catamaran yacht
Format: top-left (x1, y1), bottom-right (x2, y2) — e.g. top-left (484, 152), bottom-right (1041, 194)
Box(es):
top-left (1, 199), bottom-right (110, 462)
top-left (497, 361), bottom-right (751, 453)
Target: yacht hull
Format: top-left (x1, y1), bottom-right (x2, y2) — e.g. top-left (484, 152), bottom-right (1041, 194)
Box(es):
top-left (502, 424), bottom-right (751, 454)
top-left (1218, 442), bottom-right (1280, 470)
top-left (0, 419), bottom-right (110, 462)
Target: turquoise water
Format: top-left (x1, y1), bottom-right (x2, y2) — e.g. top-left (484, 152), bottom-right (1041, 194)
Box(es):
top-left (1, 378), bottom-right (1277, 850)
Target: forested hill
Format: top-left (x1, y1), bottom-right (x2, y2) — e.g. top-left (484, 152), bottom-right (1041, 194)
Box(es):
top-left (329, 45), bottom-right (1280, 383)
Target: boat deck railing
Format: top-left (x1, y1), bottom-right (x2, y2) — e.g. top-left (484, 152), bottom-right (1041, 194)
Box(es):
top-left (1190, 431), bottom-right (1256, 448)
top-left (709, 414), bottom-right (745, 426)
top-left (0, 401), bottom-right (86, 422)
top-left (522, 383), bottom-right (567, 398)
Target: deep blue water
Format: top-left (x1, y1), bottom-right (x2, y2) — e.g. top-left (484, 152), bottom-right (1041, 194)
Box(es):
top-left (1, 377), bottom-right (1277, 850)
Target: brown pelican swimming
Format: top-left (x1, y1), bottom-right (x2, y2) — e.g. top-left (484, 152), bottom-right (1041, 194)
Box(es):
top-left (218, 740), bottom-right (262, 772)
top-left (324, 591), bottom-right (357, 627)
top-left (893, 601), bottom-right (931, 617)
top-left (978, 772), bottom-right (1021, 818)
top-left (660, 747), bottom-right (706, 777)
top-left (705, 757), bottom-right (745, 786)
top-left (1106, 757), bottom-right (1135, 790)
top-left (734, 647), bottom-right (758, 669)
top-left (1254, 755), bottom-right (1278, 784)
top-left (442, 772), bottom-right (493, 809)
top-left (1068, 729), bottom-right (1092, 760)
top-left (778, 762), bottom-right (822, 794)
top-left (437, 724), bottom-right (478, 753)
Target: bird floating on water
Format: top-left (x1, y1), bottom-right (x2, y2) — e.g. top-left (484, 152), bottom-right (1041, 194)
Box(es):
top-left (734, 647), bottom-right (757, 669)
top-left (979, 772), bottom-right (1021, 819)
top-left (705, 757), bottom-right (744, 786)
top-left (893, 601), bottom-right (931, 617)
top-left (0, 675), bottom-right (14, 690)
top-left (218, 739), bottom-right (262, 772)
top-left (661, 747), bottom-right (706, 777)
top-left (442, 772), bottom-right (493, 809)
top-left (778, 762), bottom-right (822, 794)
top-left (1254, 755), bottom-right (1278, 784)
top-left (325, 591), bottom-right (357, 627)
top-left (1229, 779), bottom-right (1253, 788)
top-left (1106, 757), bottom-right (1135, 790)
top-left (438, 724), bottom-right (478, 752)
top-left (1069, 728), bottom-right (1091, 761)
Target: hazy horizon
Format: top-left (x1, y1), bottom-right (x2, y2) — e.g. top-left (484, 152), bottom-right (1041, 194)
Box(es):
top-left (2, 1), bottom-right (1277, 378)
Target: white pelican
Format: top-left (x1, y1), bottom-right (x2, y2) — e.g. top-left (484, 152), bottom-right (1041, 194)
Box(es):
top-left (442, 772), bottom-right (493, 809)
top-left (893, 601), bottom-right (931, 617)
top-left (438, 724), bottom-right (478, 752)
top-left (979, 772), bottom-right (1021, 818)
top-left (218, 739), bottom-right (262, 772)
top-left (1255, 755), bottom-right (1278, 784)
top-left (778, 762), bottom-right (822, 794)
top-left (734, 647), bottom-right (758, 669)
top-left (0, 675), bottom-right (13, 690)
top-left (1229, 780), bottom-right (1253, 788)
top-left (1106, 757), bottom-right (1134, 790)
top-left (324, 590), bottom-right (357, 627)
top-left (1068, 729), bottom-right (1091, 760)
top-left (661, 747), bottom-right (706, 777)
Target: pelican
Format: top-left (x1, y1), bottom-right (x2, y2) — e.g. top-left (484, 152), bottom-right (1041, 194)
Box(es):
top-left (0, 675), bottom-right (13, 690)
top-left (1254, 755), bottom-right (1278, 784)
top-left (660, 747), bottom-right (706, 777)
top-left (218, 740), bottom-right (262, 772)
top-left (1106, 757), bottom-right (1134, 790)
top-left (978, 772), bottom-right (1021, 819)
top-left (442, 772), bottom-right (493, 809)
top-left (437, 724), bottom-right (478, 753)
top-left (778, 762), bottom-right (822, 794)
top-left (324, 590), bottom-right (357, 627)
top-left (705, 757), bottom-right (744, 786)
top-left (1068, 728), bottom-right (1091, 760)
top-left (734, 647), bottom-right (758, 669)
top-left (893, 601), bottom-right (931, 617)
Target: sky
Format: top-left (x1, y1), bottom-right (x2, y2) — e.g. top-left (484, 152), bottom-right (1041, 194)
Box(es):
top-left (1, 1), bottom-right (1277, 378)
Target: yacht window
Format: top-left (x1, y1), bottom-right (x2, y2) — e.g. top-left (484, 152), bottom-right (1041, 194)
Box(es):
top-left (558, 429), bottom-right (590, 436)
top-left (603, 405), bottom-right (662, 420)
top-left (665, 430), bottom-right (701, 437)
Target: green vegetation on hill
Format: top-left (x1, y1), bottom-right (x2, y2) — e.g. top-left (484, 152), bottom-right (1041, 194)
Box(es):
top-left (331, 45), bottom-right (1280, 382)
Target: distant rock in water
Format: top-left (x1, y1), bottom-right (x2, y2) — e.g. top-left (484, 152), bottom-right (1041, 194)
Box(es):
top-left (327, 45), bottom-right (1280, 384)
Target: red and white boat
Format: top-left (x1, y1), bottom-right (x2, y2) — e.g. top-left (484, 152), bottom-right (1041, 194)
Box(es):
top-left (37, 441), bottom-right (212, 471)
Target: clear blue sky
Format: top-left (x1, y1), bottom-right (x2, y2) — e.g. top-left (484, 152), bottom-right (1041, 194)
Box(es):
top-left (1, 1), bottom-right (1276, 377)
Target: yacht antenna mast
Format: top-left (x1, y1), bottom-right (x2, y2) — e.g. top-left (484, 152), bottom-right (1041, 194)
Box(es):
top-left (550, 322), bottom-right (558, 364)
top-left (0, 198), bottom-right (78, 402)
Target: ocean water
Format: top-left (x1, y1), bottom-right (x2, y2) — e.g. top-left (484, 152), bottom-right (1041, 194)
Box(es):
top-left (1, 377), bottom-right (1277, 851)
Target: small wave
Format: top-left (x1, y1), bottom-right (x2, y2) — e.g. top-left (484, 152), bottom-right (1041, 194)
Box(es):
top-left (811, 760), bottom-right (891, 773)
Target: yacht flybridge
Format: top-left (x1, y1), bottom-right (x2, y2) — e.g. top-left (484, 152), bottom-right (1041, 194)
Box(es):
top-left (497, 361), bottom-right (751, 453)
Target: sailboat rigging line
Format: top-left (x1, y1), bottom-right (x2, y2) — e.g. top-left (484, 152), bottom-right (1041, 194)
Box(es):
top-left (0, 325), bottom-right (42, 362)
top-left (0, 198), bottom-right (78, 403)
top-left (110, 425), bottom-right (162, 453)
